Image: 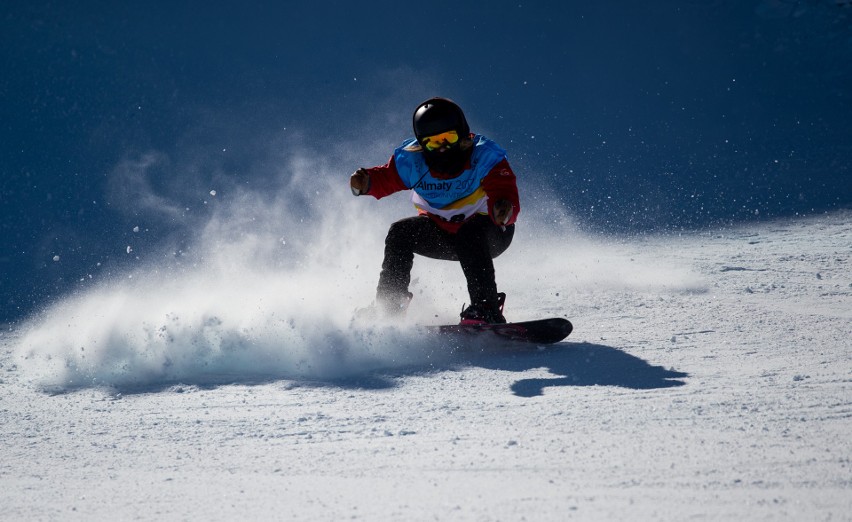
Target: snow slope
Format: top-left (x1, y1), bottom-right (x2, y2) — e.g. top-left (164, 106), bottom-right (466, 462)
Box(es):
top-left (1, 210), bottom-right (850, 520)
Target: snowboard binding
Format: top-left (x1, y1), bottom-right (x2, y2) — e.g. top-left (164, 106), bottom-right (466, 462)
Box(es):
top-left (459, 292), bottom-right (507, 325)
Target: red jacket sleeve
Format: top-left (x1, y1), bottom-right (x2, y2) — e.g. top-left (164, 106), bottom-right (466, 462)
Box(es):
top-left (481, 158), bottom-right (520, 226)
top-left (363, 156), bottom-right (407, 199)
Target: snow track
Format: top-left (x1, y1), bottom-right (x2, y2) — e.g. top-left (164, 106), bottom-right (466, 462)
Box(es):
top-left (1, 211), bottom-right (850, 520)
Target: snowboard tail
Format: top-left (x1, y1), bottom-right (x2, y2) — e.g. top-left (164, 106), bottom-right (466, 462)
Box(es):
top-left (428, 317), bottom-right (573, 345)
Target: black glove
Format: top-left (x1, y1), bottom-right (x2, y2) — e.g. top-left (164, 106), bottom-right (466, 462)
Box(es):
top-left (492, 199), bottom-right (514, 225)
top-left (350, 169), bottom-right (370, 196)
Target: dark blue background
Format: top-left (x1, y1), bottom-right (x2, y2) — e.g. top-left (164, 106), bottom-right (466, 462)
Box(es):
top-left (2, 1), bottom-right (850, 322)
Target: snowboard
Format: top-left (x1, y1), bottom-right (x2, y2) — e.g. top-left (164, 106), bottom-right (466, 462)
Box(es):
top-left (427, 317), bottom-right (573, 345)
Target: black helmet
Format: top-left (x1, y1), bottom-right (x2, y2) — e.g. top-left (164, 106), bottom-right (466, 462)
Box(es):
top-left (413, 97), bottom-right (470, 142)
top-left (412, 97), bottom-right (471, 175)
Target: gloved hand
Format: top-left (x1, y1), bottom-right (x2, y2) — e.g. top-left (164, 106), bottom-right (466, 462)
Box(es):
top-left (491, 199), bottom-right (514, 225)
top-left (350, 169), bottom-right (370, 196)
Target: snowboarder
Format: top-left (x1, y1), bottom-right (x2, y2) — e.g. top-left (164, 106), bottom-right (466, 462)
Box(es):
top-left (350, 97), bottom-right (520, 324)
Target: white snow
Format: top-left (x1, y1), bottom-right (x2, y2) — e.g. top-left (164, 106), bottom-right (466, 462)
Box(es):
top-left (1, 210), bottom-right (850, 520)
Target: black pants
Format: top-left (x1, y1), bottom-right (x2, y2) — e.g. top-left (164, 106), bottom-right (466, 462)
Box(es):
top-left (377, 214), bottom-right (514, 305)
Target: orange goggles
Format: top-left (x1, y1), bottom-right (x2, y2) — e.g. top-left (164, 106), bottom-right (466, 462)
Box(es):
top-left (421, 130), bottom-right (459, 151)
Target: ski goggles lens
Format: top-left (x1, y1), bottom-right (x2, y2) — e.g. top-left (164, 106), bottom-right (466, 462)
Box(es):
top-left (421, 130), bottom-right (459, 151)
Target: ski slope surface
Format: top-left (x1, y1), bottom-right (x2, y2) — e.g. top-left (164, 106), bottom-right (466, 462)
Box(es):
top-left (1, 210), bottom-right (850, 521)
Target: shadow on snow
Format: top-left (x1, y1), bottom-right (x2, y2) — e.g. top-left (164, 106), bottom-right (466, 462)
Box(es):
top-left (470, 341), bottom-right (688, 397)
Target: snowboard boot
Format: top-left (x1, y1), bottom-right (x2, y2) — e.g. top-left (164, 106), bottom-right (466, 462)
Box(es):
top-left (460, 292), bottom-right (507, 325)
top-left (355, 291), bottom-right (413, 322)
top-left (379, 291), bottom-right (414, 317)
